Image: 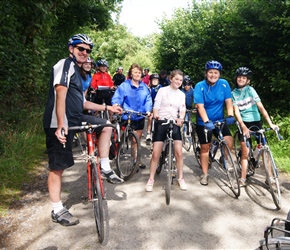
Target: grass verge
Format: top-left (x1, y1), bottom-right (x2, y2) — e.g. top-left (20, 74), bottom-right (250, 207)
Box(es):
top-left (0, 110), bottom-right (46, 216)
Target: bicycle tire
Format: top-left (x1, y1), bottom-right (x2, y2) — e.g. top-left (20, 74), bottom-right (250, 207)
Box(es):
top-left (165, 142), bottom-right (173, 205)
top-left (192, 126), bottom-right (202, 168)
top-left (221, 143), bottom-right (241, 197)
top-left (116, 131), bottom-right (140, 181)
top-left (233, 131), bottom-right (242, 174)
top-left (263, 150), bottom-right (281, 210)
top-left (156, 152), bottom-right (164, 175)
top-left (91, 161), bottom-right (105, 243)
top-left (181, 124), bottom-right (191, 151)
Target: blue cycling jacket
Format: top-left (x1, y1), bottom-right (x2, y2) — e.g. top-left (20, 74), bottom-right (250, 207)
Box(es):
top-left (112, 79), bottom-right (152, 121)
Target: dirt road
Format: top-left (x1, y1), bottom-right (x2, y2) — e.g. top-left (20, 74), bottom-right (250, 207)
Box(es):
top-left (1, 137), bottom-right (290, 250)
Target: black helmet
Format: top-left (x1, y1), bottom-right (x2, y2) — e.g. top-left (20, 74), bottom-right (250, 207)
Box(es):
top-left (97, 59), bottom-right (108, 67)
top-left (144, 68), bottom-right (150, 72)
top-left (150, 73), bottom-right (159, 80)
top-left (236, 67), bottom-right (252, 78)
top-left (183, 75), bottom-right (192, 85)
top-left (205, 60), bottom-right (222, 71)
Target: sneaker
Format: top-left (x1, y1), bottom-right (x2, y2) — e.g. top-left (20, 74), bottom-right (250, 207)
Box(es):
top-left (177, 178), bottom-right (187, 191)
top-left (139, 162), bottom-right (146, 169)
top-left (145, 179), bottom-right (154, 192)
top-left (101, 169), bottom-right (124, 184)
top-left (51, 207), bottom-right (79, 226)
top-left (200, 173), bottom-right (209, 186)
top-left (239, 178), bottom-right (246, 187)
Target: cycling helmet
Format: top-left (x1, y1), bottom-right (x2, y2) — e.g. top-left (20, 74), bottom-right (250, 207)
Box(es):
top-left (236, 67), bottom-right (252, 78)
top-left (117, 66), bottom-right (123, 70)
top-left (144, 68), bottom-right (150, 72)
top-left (97, 59), bottom-right (108, 67)
top-left (68, 34), bottom-right (94, 49)
top-left (150, 73), bottom-right (159, 80)
top-left (87, 57), bottom-right (93, 63)
top-left (183, 75), bottom-right (192, 85)
top-left (205, 60), bottom-right (222, 71)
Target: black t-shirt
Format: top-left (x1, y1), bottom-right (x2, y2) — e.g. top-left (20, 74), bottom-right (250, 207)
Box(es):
top-left (113, 73), bottom-right (126, 86)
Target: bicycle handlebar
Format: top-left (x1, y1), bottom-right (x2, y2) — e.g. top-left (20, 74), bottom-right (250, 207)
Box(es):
top-left (68, 123), bottom-right (116, 132)
top-left (122, 110), bottom-right (148, 117)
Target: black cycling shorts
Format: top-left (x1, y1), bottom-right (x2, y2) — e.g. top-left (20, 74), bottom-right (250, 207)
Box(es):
top-left (152, 122), bottom-right (182, 142)
top-left (237, 120), bottom-right (261, 143)
top-left (196, 124), bottom-right (232, 144)
top-left (121, 118), bottom-right (145, 131)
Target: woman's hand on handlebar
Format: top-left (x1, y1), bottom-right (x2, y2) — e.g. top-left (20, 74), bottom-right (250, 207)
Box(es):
top-left (176, 117), bottom-right (184, 127)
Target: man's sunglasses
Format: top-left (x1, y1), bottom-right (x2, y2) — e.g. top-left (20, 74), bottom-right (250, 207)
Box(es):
top-left (184, 83), bottom-right (192, 86)
top-left (75, 46), bottom-right (92, 54)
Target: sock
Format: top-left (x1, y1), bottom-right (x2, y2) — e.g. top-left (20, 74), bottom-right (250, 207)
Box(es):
top-left (100, 157), bottom-right (111, 172)
top-left (52, 200), bottom-right (63, 214)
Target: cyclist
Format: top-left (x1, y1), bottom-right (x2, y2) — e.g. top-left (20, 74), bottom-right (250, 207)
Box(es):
top-left (91, 59), bottom-right (115, 105)
top-left (145, 70), bottom-right (187, 192)
top-left (43, 34), bottom-right (123, 227)
top-left (146, 73), bottom-right (162, 144)
top-left (194, 60), bottom-right (235, 186)
top-left (113, 66), bottom-right (126, 87)
top-left (143, 67), bottom-right (150, 86)
top-left (159, 69), bottom-right (170, 87)
top-left (80, 57), bottom-right (94, 99)
top-left (232, 67), bottom-right (279, 187)
top-left (112, 63), bottom-right (152, 169)
top-left (181, 75), bottom-right (194, 110)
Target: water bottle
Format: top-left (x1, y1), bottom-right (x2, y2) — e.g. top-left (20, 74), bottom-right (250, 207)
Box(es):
top-left (210, 140), bottom-right (219, 157)
top-left (253, 144), bottom-right (261, 160)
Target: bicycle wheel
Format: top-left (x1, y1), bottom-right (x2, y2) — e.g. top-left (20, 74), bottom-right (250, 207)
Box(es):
top-left (116, 131), bottom-right (140, 181)
top-left (165, 142), bottom-right (173, 205)
top-left (263, 149), bottom-right (281, 210)
top-left (221, 143), bottom-right (240, 197)
top-left (91, 161), bottom-right (105, 243)
top-left (156, 151), bottom-right (164, 175)
top-left (233, 131), bottom-right (242, 173)
top-left (192, 125), bottom-right (201, 167)
top-left (181, 123), bottom-right (191, 151)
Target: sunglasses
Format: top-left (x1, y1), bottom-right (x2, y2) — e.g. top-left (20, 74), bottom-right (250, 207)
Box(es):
top-left (184, 83), bottom-right (192, 86)
top-left (75, 46), bottom-right (92, 54)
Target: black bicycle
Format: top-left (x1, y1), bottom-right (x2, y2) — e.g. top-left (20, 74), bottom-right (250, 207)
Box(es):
top-left (115, 110), bottom-right (147, 181)
top-left (192, 120), bottom-right (240, 197)
top-left (233, 124), bottom-right (283, 209)
top-left (154, 118), bottom-right (177, 205)
top-left (181, 109), bottom-right (195, 151)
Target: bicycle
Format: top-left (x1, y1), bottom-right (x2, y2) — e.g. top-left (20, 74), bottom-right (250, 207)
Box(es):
top-left (68, 122), bottom-right (116, 243)
top-left (233, 124), bottom-right (283, 209)
top-left (115, 110), bottom-right (147, 181)
top-left (181, 109), bottom-right (195, 151)
top-left (259, 217), bottom-right (290, 249)
top-left (155, 118), bottom-right (177, 205)
top-left (192, 120), bottom-right (241, 197)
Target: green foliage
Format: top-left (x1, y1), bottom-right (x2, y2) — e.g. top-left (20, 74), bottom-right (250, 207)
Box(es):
top-left (0, 110), bottom-right (46, 214)
top-left (154, 0), bottom-right (290, 114)
top-left (87, 25), bottom-right (156, 73)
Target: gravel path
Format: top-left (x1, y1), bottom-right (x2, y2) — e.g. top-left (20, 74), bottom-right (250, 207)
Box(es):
top-left (1, 138), bottom-right (290, 250)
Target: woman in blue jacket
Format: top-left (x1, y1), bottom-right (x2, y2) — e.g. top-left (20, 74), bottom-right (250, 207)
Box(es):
top-left (112, 63), bottom-right (152, 168)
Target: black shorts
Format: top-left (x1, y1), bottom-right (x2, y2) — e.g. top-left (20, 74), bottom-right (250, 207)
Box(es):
top-left (45, 115), bottom-right (108, 171)
top-left (196, 124), bottom-right (232, 144)
top-left (237, 121), bottom-right (261, 143)
top-left (45, 128), bottom-right (75, 171)
top-left (152, 122), bottom-right (182, 142)
top-left (121, 118), bottom-right (145, 131)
